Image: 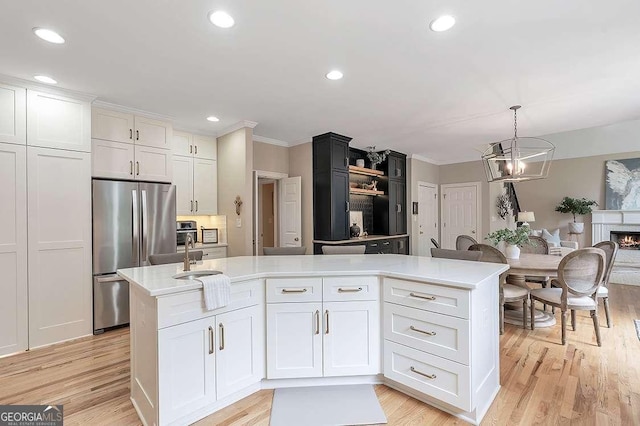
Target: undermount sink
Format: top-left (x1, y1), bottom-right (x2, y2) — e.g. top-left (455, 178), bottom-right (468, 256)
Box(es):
top-left (172, 270), bottom-right (222, 280)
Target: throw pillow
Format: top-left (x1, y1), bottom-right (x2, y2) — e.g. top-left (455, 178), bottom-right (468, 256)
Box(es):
top-left (530, 229), bottom-right (543, 237)
top-left (541, 228), bottom-right (561, 247)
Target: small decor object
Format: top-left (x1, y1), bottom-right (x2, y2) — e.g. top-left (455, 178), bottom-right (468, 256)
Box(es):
top-left (496, 194), bottom-right (513, 219)
top-left (201, 227), bottom-right (219, 244)
top-left (355, 159), bottom-right (365, 168)
top-left (366, 146), bottom-right (390, 170)
top-left (486, 227), bottom-right (533, 259)
top-left (605, 158), bottom-right (640, 210)
top-left (360, 180), bottom-right (378, 191)
top-left (555, 196), bottom-right (598, 234)
top-left (517, 211), bottom-right (535, 227)
top-left (350, 223), bottom-right (361, 238)
top-left (234, 195), bottom-right (243, 215)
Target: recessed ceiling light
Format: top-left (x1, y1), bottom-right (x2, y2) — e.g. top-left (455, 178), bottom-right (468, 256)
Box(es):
top-left (206, 116), bottom-right (220, 122)
top-left (33, 27), bottom-right (65, 44)
top-left (429, 15), bottom-right (456, 32)
top-left (208, 11), bottom-right (235, 28)
top-left (34, 75), bottom-right (57, 85)
top-left (326, 70), bottom-right (343, 80)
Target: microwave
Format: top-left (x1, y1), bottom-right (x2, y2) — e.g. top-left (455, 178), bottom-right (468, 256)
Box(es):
top-left (177, 220), bottom-right (197, 245)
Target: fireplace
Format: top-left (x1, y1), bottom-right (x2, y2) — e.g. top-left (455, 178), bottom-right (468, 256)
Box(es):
top-left (610, 231), bottom-right (640, 250)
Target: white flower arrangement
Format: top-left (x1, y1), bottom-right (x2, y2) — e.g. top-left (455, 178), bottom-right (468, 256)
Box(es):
top-left (496, 194), bottom-right (513, 219)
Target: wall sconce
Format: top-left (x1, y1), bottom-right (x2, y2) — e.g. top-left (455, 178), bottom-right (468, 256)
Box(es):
top-left (234, 196), bottom-right (243, 216)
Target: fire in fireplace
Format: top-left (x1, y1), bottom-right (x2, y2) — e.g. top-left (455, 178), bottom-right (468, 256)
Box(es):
top-left (610, 231), bottom-right (640, 250)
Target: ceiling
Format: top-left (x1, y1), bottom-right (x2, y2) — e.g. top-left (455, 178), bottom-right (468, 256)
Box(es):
top-left (2, 0), bottom-right (640, 164)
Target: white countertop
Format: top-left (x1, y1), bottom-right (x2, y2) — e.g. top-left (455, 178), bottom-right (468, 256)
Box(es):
top-left (118, 254), bottom-right (508, 297)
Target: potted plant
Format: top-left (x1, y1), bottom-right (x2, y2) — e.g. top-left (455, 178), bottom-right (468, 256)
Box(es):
top-left (366, 146), bottom-right (390, 170)
top-left (486, 227), bottom-right (532, 259)
top-left (554, 197), bottom-right (599, 234)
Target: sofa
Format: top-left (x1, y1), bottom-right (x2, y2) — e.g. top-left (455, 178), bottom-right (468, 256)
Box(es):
top-left (530, 228), bottom-right (578, 256)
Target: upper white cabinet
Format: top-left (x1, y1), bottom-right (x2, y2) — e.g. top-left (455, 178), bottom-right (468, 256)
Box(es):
top-left (173, 131), bottom-right (192, 157)
top-left (172, 155), bottom-right (194, 215)
top-left (193, 158), bottom-right (218, 214)
top-left (135, 145), bottom-right (173, 182)
top-left (27, 90), bottom-right (91, 152)
top-left (173, 131), bottom-right (217, 160)
top-left (0, 83), bottom-right (26, 145)
top-left (135, 116), bottom-right (172, 150)
top-left (91, 139), bottom-right (135, 180)
top-left (0, 143), bottom-right (27, 357)
top-left (91, 108), bottom-right (134, 143)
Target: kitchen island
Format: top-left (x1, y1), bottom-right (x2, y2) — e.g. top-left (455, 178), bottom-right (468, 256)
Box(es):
top-left (118, 254), bottom-right (508, 426)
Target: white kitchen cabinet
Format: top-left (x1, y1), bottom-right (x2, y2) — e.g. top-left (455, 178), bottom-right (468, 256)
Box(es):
top-left (266, 302), bottom-right (323, 379)
top-left (172, 156), bottom-right (217, 215)
top-left (172, 155), bottom-right (194, 215)
top-left (135, 116), bottom-right (172, 150)
top-left (173, 130), bottom-right (193, 157)
top-left (27, 90), bottom-right (91, 152)
top-left (216, 305), bottom-right (264, 399)
top-left (91, 139), bottom-right (136, 180)
top-left (0, 143), bottom-right (27, 356)
top-left (27, 146), bottom-right (92, 348)
top-left (0, 83), bottom-right (26, 145)
top-left (158, 316), bottom-right (216, 425)
top-left (135, 145), bottom-right (172, 182)
top-left (193, 135), bottom-right (217, 160)
top-left (91, 108), bottom-right (134, 144)
top-left (322, 301), bottom-right (380, 377)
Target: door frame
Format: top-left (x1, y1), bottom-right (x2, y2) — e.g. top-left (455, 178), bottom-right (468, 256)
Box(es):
top-left (440, 181), bottom-right (482, 249)
top-left (416, 181), bottom-right (439, 256)
top-left (253, 170), bottom-right (288, 255)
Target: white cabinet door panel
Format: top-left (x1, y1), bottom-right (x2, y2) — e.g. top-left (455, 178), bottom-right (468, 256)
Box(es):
top-left (0, 143), bottom-right (27, 356)
top-left (172, 156), bottom-right (194, 215)
top-left (193, 158), bottom-right (217, 214)
top-left (216, 305), bottom-right (264, 399)
top-left (0, 83), bottom-right (26, 145)
top-left (91, 139), bottom-right (135, 179)
top-left (27, 91), bottom-right (90, 152)
top-left (91, 108), bottom-right (134, 143)
top-left (158, 317), bottom-right (216, 425)
top-left (135, 145), bottom-right (172, 183)
top-left (193, 135), bottom-right (217, 160)
top-left (323, 301), bottom-right (380, 376)
top-left (27, 147), bottom-right (91, 348)
top-left (173, 131), bottom-right (193, 157)
top-left (135, 116), bottom-right (172, 150)
top-left (266, 302), bottom-right (322, 379)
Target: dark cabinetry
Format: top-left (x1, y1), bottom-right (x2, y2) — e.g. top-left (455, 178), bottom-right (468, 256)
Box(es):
top-left (386, 152), bottom-right (406, 181)
top-left (374, 152), bottom-right (407, 235)
top-left (313, 236), bottom-right (409, 255)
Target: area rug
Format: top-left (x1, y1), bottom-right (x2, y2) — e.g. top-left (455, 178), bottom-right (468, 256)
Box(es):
top-left (634, 320), bottom-right (640, 341)
top-left (270, 384), bottom-right (387, 426)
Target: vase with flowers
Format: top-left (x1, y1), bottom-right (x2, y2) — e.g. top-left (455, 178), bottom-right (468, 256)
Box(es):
top-left (366, 146), bottom-right (390, 170)
top-left (486, 226), bottom-right (533, 259)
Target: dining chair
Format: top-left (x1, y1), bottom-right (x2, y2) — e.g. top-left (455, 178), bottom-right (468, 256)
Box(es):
top-left (430, 238), bottom-right (440, 249)
top-left (322, 245), bottom-right (366, 254)
top-left (468, 243), bottom-right (528, 333)
top-left (149, 251), bottom-right (203, 265)
top-left (519, 236), bottom-right (551, 302)
top-left (263, 247), bottom-right (307, 255)
top-left (593, 241), bottom-right (618, 328)
top-left (529, 248), bottom-right (606, 346)
top-left (456, 235), bottom-right (478, 251)
top-left (430, 248), bottom-right (482, 261)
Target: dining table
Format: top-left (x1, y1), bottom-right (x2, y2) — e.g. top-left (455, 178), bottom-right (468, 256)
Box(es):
top-left (505, 253), bottom-right (563, 328)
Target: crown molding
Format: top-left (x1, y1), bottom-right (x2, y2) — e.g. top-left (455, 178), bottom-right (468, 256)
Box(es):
top-left (0, 74), bottom-right (97, 102)
top-left (253, 134), bottom-right (290, 147)
top-left (289, 137), bottom-right (312, 147)
top-left (410, 154), bottom-right (442, 165)
top-left (92, 100), bottom-right (175, 122)
top-left (218, 120), bottom-right (259, 137)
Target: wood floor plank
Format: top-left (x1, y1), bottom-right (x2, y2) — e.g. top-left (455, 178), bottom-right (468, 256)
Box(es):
top-left (1, 284), bottom-right (639, 425)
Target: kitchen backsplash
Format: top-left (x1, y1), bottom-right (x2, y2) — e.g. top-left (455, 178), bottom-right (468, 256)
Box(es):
top-left (176, 215), bottom-right (228, 244)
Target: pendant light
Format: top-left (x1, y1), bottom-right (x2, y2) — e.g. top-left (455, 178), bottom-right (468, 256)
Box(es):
top-left (481, 105), bottom-right (555, 182)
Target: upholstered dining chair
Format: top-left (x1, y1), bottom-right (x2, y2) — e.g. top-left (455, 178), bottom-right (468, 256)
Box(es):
top-left (456, 235), bottom-right (478, 251)
top-left (263, 247), bottom-right (307, 255)
top-left (469, 243), bottom-right (528, 334)
top-left (149, 251), bottom-right (203, 265)
top-left (322, 245), bottom-right (366, 255)
top-left (430, 238), bottom-right (440, 249)
top-left (519, 236), bottom-right (551, 295)
top-left (593, 241), bottom-right (618, 328)
top-left (430, 248), bottom-right (482, 261)
top-left (529, 248), bottom-right (606, 346)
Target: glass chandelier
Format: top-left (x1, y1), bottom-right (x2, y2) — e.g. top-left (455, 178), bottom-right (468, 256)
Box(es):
top-left (481, 105), bottom-right (555, 182)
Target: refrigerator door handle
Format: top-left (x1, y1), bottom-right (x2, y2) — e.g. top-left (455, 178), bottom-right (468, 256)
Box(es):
top-left (96, 275), bottom-right (125, 284)
top-left (132, 189), bottom-right (140, 266)
top-left (141, 189), bottom-right (148, 264)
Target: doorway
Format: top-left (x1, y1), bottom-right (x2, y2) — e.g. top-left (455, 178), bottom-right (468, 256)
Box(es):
top-left (417, 182), bottom-right (438, 256)
top-left (258, 180), bottom-right (277, 255)
top-left (441, 182), bottom-right (481, 249)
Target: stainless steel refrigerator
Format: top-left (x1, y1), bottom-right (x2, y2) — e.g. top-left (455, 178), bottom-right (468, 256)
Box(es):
top-left (92, 179), bottom-right (176, 333)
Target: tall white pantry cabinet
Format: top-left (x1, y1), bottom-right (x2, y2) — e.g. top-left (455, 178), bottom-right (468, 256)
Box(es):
top-left (0, 81), bottom-right (93, 355)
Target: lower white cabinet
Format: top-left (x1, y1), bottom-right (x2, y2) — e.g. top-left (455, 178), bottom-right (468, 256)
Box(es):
top-left (135, 145), bottom-right (172, 182)
top-left (91, 139), bottom-right (172, 182)
top-left (173, 155), bottom-right (217, 215)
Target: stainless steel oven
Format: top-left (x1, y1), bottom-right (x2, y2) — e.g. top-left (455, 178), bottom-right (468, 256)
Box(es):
top-left (177, 220), bottom-right (197, 245)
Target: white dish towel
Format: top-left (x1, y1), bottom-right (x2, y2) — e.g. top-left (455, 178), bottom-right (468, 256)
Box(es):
top-left (198, 274), bottom-right (231, 311)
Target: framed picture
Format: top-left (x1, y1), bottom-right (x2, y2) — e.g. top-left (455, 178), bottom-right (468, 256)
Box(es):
top-left (605, 158), bottom-right (640, 210)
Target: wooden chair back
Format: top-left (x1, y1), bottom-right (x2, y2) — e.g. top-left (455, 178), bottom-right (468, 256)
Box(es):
top-left (592, 241), bottom-right (618, 287)
top-left (263, 247), bottom-right (307, 255)
top-left (556, 248), bottom-right (606, 297)
top-left (430, 248), bottom-right (482, 261)
top-left (520, 236), bottom-right (549, 255)
top-left (456, 235), bottom-right (478, 251)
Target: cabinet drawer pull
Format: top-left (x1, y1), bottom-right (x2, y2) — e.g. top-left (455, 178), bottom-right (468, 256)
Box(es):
top-left (136, 161), bottom-right (140, 176)
top-left (410, 366), bottom-right (436, 380)
top-left (409, 292), bottom-right (436, 301)
top-left (129, 160), bottom-right (133, 175)
top-left (325, 310), bottom-right (330, 334)
top-left (281, 288), bottom-right (307, 294)
top-left (370, 243), bottom-right (378, 247)
top-left (383, 241), bottom-right (391, 246)
top-left (136, 130), bottom-right (139, 140)
top-left (190, 200), bottom-right (194, 212)
top-left (315, 310), bottom-right (320, 335)
top-left (195, 200), bottom-right (198, 212)
top-left (190, 145), bottom-right (193, 154)
top-left (338, 287), bottom-right (363, 293)
top-left (219, 323), bottom-right (224, 350)
top-left (346, 201), bottom-right (350, 212)
top-left (410, 325), bottom-right (437, 336)
top-left (203, 253), bottom-right (209, 257)
top-left (208, 326), bottom-right (214, 354)
top-left (195, 145), bottom-right (198, 155)
top-left (129, 128), bottom-right (133, 140)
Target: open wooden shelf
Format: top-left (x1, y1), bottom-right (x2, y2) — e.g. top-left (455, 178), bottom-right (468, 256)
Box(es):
top-left (349, 188), bottom-right (385, 196)
top-left (348, 165), bottom-right (384, 177)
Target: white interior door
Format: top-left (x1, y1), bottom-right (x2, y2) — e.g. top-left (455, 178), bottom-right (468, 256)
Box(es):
top-left (417, 182), bottom-right (438, 256)
top-left (441, 183), bottom-right (480, 249)
top-left (279, 176), bottom-right (302, 247)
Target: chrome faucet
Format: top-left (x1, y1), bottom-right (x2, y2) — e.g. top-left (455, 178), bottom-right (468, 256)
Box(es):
top-left (184, 234), bottom-right (195, 271)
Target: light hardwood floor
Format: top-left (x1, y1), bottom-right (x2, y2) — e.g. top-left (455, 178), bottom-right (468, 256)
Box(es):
top-left (1, 284), bottom-right (639, 425)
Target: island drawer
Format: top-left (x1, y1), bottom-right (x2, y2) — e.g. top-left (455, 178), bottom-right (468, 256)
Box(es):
top-left (323, 276), bottom-right (379, 301)
top-left (384, 302), bottom-right (469, 365)
top-left (157, 279), bottom-right (264, 328)
top-left (384, 340), bottom-right (471, 412)
top-left (383, 278), bottom-right (470, 319)
top-left (266, 277), bottom-right (322, 303)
